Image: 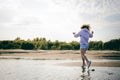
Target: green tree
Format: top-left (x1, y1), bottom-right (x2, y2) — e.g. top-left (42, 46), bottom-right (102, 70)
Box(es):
top-left (89, 41), bottom-right (103, 50)
top-left (51, 40), bottom-right (60, 50)
top-left (47, 40), bottom-right (53, 50)
top-left (39, 38), bottom-right (48, 50)
top-left (0, 37), bottom-right (120, 50)
top-left (21, 41), bottom-right (35, 50)
top-left (32, 37), bottom-right (41, 49)
top-left (70, 41), bottom-right (79, 50)
top-left (60, 42), bottom-right (72, 50)
top-left (104, 39), bottom-right (120, 50)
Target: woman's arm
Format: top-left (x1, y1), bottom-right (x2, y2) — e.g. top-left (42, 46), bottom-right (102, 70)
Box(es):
top-left (89, 31), bottom-right (94, 38)
top-left (73, 31), bottom-right (81, 38)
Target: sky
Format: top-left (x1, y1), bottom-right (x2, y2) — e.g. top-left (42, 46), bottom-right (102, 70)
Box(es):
top-left (0, 0), bottom-right (120, 42)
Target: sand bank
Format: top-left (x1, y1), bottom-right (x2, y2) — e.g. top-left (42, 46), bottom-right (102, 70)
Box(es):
top-left (0, 50), bottom-right (120, 60)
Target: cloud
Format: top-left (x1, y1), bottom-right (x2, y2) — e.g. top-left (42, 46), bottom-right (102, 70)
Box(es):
top-left (104, 14), bottom-right (120, 22)
top-left (52, 0), bottom-right (120, 14)
top-left (0, 0), bottom-right (120, 41)
top-left (95, 25), bottom-right (120, 41)
top-left (51, 0), bottom-right (120, 26)
top-left (0, 0), bottom-right (46, 28)
top-left (13, 16), bottom-right (42, 26)
top-left (0, 7), bottom-right (15, 23)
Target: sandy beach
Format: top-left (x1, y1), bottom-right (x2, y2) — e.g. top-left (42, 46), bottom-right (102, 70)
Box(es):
top-left (0, 49), bottom-right (120, 67)
top-left (0, 50), bottom-right (120, 80)
top-left (0, 50), bottom-right (120, 59)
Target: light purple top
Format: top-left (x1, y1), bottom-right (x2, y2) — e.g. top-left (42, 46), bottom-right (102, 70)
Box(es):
top-left (74, 28), bottom-right (93, 44)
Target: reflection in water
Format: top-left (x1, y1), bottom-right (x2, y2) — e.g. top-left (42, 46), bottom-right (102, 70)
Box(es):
top-left (0, 59), bottom-right (120, 80)
top-left (81, 67), bottom-right (91, 80)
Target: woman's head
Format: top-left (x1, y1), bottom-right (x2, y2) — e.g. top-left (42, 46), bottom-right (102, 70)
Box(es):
top-left (81, 24), bottom-right (91, 31)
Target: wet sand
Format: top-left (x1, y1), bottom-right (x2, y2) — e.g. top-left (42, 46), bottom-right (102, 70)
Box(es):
top-left (0, 59), bottom-right (120, 80)
top-left (59, 61), bottom-right (120, 67)
top-left (0, 50), bottom-right (120, 80)
top-left (0, 50), bottom-right (120, 67)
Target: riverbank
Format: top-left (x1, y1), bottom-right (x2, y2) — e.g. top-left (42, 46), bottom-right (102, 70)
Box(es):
top-left (0, 50), bottom-right (120, 60)
top-left (0, 50), bottom-right (120, 67)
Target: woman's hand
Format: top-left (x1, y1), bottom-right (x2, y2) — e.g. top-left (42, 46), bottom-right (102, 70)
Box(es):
top-left (91, 31), bottom-right (94, 34)
top-left (73, 32), bottom-right (76, 34)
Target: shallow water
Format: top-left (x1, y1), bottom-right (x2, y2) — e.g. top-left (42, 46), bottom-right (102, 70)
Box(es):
top-left (0, 59), bottom-right (120, 80)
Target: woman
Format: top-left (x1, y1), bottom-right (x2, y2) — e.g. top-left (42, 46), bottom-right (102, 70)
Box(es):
top-left (73, 24), bottom-right (94, 69)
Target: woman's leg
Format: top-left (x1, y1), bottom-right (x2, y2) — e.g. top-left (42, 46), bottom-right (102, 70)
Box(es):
top-left (80, 48), bottom-right (89, 65)
top-left (80, 48), bottom-right (91, 68)
top-left (81, 53), bottom-right (85, 66)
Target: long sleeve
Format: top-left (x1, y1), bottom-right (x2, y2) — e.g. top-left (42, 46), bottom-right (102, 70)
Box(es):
top-left (74, 31), bottom-right (81, 38)
top-left (89, 33), bottom-right (93, 38)
top-left (73, 28), bottom-right (93, 44)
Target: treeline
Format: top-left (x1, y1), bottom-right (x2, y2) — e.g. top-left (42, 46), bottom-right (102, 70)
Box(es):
top-left (0, 37), bottom-right (120, 50)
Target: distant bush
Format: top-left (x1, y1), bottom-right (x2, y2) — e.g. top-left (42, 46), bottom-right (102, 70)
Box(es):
top-left (60, 43), bottom-right (72, 50)
top-left (0, 37), bottom-right (119, 50)
top-left (89, 41), bottom-right (103, 50)
top-left (104, 39), bottom-right (120, 50)
top-left (0, 41), bottom-right (21, 49)
top-left (21, 42), bottom-right (34, 50)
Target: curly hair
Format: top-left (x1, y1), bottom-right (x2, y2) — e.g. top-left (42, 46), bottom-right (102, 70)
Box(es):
top-left (81, 24), bottom-right (91, 31)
